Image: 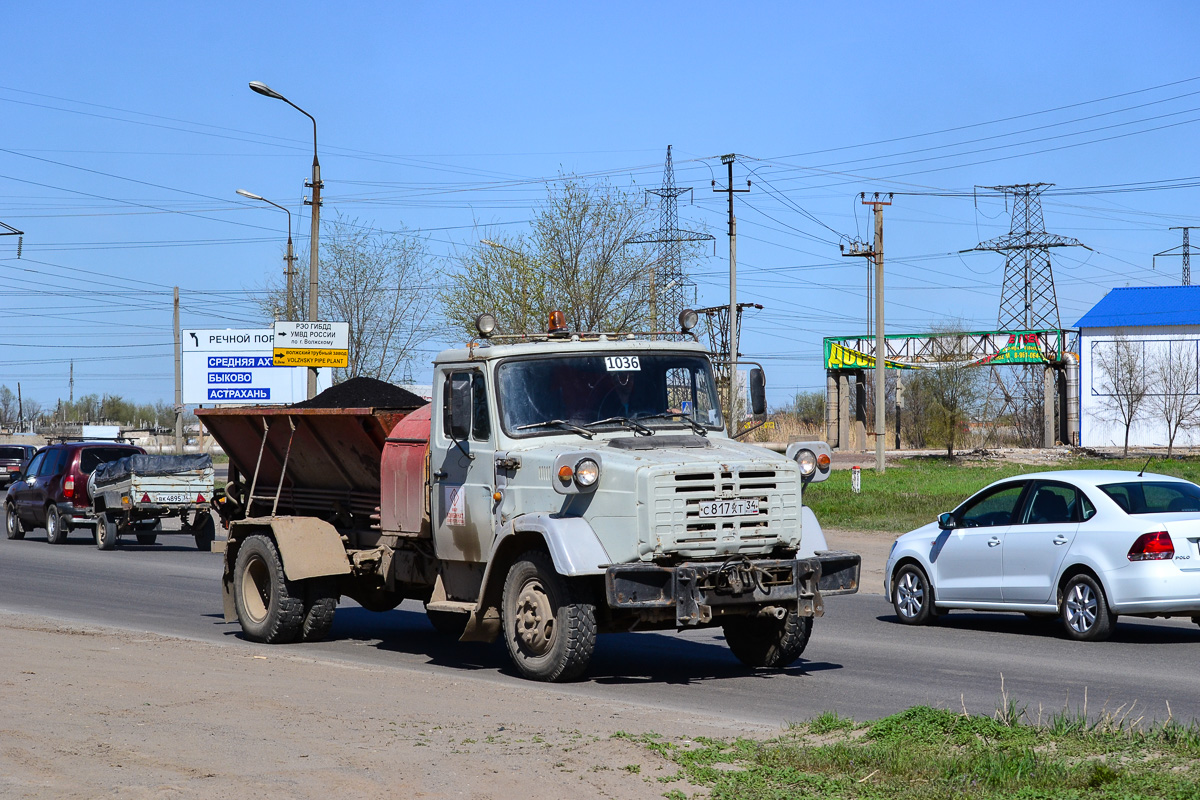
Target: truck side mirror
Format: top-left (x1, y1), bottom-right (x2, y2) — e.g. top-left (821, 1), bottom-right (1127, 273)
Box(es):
top-left (749, 368), bottom-right (766, 416)
top-left (448, 374), bottom-right (472, 441)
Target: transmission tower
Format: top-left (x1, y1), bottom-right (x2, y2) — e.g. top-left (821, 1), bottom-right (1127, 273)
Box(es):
top-left (965, 184), bottom-right (1087, 331)
top-left (695, 302), bottom-right (762, 410)
top-left (1154, 227), bottom-right (1196, 286)
top-left (627, 146), bottom-right (713, 330)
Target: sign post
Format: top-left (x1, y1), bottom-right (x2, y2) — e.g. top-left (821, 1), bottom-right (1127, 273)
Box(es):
top-left (272, 321), bottom-right (349, 369)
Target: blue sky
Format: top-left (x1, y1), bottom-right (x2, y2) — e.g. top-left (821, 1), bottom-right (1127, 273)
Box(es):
top-left (2, 2), bottom-right (1198, 407)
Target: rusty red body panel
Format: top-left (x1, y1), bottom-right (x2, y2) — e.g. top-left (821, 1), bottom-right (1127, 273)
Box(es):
top-left (381, 404), bottom-right (432, 535)
top-left (197, 405), bottom-right (418, 521)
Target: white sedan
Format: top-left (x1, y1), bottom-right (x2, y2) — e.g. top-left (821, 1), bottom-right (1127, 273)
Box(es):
top-left (884, 470), bottom-right (1200, 641)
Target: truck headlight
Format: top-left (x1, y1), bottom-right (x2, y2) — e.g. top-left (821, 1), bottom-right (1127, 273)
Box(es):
top-left (795, 448), bottom-right (817, 477)
top-left (574, 458), bottom-right (600, 488)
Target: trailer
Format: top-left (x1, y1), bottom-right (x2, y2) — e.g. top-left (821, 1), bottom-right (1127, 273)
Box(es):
top-left (88, 454), bottom-right (218, 550)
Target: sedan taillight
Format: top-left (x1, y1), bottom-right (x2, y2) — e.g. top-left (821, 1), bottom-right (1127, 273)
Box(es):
top-left (1128, 531), bottom-right (1174, 561)
top-left (63, 477), bottom-right (74, 500)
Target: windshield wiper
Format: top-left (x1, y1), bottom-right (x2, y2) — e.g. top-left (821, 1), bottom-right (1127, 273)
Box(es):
top-left (584, 416), bottom-right (654, 436)
top-left (634, 411), bottom-right (708, 436)
top-left (514, 419), bottom-right (594, 439)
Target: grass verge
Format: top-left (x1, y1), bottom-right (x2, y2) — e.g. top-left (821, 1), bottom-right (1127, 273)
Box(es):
top-left (805, 455), bottom-right (1200, 533)
top-left (621, 703), bottom-right (1200, 799)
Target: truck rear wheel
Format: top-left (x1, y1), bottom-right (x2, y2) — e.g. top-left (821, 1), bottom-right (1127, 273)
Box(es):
top-left (301, 579), bottom-right (338, 642)
top-left (233, 534), bottom-right (304, 644)
top-left (501, 551), bottom-right (595, 682)
top-left (192, 512), bottom-right (217, 551)
top-left (95, 516), bottom-right (118, 551)
top-left (722, 611), bottom-right (812, 669)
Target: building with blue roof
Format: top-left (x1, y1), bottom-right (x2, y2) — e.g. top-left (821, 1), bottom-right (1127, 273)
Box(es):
top-left (1075, 286), bottom-right (1200, 450)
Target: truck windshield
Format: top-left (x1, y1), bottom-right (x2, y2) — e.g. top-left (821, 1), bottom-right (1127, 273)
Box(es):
top-left (497, 353), bottom-right (724, 437)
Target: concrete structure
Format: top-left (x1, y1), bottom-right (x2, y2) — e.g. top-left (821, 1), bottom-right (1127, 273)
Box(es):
top-left (1076, 286), bottom-right (1200, 449)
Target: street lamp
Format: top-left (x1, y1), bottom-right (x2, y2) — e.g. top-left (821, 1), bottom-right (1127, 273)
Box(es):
top-left (236, 189), bottom-right (296, 321)
top-left (249, 81), bottom-right (321, 398)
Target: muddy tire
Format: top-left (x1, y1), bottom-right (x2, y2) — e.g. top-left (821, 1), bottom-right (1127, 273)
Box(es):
top-left (233, 534), bottom-right (304, 644)
top-left (192, 512), bottom-right (216, 552)
top-left (300, 579), bottom-right (338, 642)
top-left (5, 503), bottom-right (23, 540)
top-left (45, 506), bottom-right (68, 545)
top-left (95, 516), bottom-right (118, 551)
top-left (723, 611), bottom-right (813, 669)
top-left (501, 551), bottom-right (596, 682)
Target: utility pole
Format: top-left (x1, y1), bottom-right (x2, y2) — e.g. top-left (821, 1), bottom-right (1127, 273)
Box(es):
top-left (17, 382), bottom-right (23, 433)
top-left (713, 154), bottom-right (750, 427)
top-left (840, 192), bottom-right (892, 473)
top-left (305, 156), bottom-right (322, 399)
top-left (173, 287), bottom-right (183, 455)
top-left (69, 360), bottom-right (74, 405)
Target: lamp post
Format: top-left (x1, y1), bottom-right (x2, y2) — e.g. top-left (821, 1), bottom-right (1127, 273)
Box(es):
top-left (237, 189), bottom-right (296, 321)
top-left (249, 81), bottom-right (321, 398)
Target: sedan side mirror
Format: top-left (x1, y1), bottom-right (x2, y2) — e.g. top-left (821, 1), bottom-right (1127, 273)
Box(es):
top-left (937, 512), bottom-right (958, 530)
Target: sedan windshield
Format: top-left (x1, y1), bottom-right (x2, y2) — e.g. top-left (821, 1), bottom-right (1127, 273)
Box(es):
top-left (1099, 481), bottom-right (1200, 514)
top-left (497, 353), bottom-right (723, 436)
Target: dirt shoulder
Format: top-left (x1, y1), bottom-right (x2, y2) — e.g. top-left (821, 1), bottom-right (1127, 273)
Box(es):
top-left (0, 612), bottom-right (774, 800)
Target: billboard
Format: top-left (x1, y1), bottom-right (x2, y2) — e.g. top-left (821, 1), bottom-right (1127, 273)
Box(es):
top-left (182, 329), bottom-right (330, 405)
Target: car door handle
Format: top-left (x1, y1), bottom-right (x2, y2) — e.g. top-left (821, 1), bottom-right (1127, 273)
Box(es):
top-left (1053, 536), bottom-right (1069, 545)
top-left (988, 537), bottom-right (1002, 547)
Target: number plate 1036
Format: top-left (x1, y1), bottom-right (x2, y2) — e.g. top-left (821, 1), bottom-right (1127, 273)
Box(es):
top-left (604, 355), bottom-right (640, 371)
top-left (698, 498), bottom-right (760, 517)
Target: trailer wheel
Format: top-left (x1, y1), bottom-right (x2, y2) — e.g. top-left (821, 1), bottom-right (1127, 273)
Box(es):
top-left (300, 579), bottom-right (338, 642)
top-left (233, 534), bottom-right (304, 644)
top-left (501, 551), bottom-right (596, 682)
top-left (45, 505), bottom-right (68, 545)
top-left (722, 611), bottom-right (812, 669)
top-left (192, 512), bottom-right (216, 552)
top-left (5, 502), bottom-right (24, 540)
top-left (95, 515), bottom-right (118, 551)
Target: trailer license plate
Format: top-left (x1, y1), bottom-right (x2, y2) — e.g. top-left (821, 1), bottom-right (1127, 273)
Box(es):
top-left (156, 493), bottom-right (188, 503)
top-left (698, 498), bottom-right (760, 517)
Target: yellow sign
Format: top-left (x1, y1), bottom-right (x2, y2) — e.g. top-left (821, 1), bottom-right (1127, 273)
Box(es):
top-left (273, 348), bottom-right (349, 368)
top-left (825, 341), bottom-right (915, 371)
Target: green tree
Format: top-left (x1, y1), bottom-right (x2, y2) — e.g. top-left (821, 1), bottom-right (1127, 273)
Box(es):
top-left (441, 178), bottom-right (687, 337)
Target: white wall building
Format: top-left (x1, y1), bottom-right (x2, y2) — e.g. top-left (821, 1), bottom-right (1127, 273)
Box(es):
top-left (1076, 286), bottom-right (1200, 449)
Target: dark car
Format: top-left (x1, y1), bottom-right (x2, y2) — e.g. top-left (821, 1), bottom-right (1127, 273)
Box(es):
top-left (5, 441), bottom-right (145, 544)
top-left (0, 444), bottom-right (36, 487)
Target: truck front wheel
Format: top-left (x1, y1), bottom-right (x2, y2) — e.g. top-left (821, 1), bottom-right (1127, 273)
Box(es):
top-left (722, 611), bottom-right (812, 669)
top-left (233, 534), bottom-right (304, 644)
top-left (501, 551), bottom-right (596, 682)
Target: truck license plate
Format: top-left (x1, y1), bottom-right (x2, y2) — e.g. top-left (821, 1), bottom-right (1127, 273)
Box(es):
top-left (156, 493), bottom-right (188, 503)
top-left (698, 498), bottom-right (760, 517)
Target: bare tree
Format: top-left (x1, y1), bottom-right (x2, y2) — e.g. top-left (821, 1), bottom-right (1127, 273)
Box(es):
top-left (442, 178), bottom-right (682, 337)
top-left (0, 385), bottom-right (15, 428)
top-left (1149, 341), bottom-right (1200, 457)
top-left (259, 214), bottom-right (435, 383)
top-left (1092, 335), bottom-right (1148, 456)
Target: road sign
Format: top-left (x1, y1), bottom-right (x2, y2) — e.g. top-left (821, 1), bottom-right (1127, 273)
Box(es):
top-left (272, 321), bottom-right (350, 368)
top-left (182, 329), bottom-right (329, 405)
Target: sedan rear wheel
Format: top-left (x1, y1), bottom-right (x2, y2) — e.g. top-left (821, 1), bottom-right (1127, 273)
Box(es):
top-left (1059, 574), bottom-right (1116, 642)
top-left (892, 563), bottom-right (937, 625)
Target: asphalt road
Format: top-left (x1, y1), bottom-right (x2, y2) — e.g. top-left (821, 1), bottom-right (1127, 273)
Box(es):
top-left (3, 501), bottom-right (1198, 728)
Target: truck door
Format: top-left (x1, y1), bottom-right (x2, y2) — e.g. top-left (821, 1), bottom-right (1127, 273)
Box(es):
top-left (430, 368), bottom-right (497, 562)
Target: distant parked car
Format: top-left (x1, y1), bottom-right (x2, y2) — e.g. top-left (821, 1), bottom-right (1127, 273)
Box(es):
top-left (884, 471), bottom-right (1200, 641)
top-left (4, 441), bottom-right (144, 544)
top-left (0, 445), bottom-right (36, 487)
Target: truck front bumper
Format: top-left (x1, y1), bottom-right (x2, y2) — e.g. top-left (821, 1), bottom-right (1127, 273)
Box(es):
top-left (605, 550), bottom-right (861, 627)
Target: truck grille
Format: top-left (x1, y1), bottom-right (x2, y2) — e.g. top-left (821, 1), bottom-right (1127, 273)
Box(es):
top-left (646, 465), bottom-right (799, 558)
